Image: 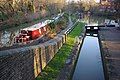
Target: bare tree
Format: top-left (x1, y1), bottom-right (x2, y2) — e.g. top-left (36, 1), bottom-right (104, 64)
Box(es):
top-left (113, 0), bottom-right (120, 18)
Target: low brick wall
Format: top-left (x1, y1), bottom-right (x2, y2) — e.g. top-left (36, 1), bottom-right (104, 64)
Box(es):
top-left (0, 47), bottom-right (34, 80)
top-left (0, 34), bottom-right (65, 80)
top-left (0, 21), bottom-right (78, 80)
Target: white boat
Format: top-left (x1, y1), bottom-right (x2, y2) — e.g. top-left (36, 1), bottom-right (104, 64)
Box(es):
top-left (110, 20), bottom-right (119, 28)
top-left (104, 19), bottom-right (119, 28)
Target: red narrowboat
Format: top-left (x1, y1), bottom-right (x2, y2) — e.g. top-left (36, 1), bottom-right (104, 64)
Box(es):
top-left (14, 12), bottom-right (64, 43)
top-left (14, 20), bottom-right (53, 43)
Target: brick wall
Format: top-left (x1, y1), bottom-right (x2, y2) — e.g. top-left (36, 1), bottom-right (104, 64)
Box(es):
top-left (0, 31), bottom-right (66, 80)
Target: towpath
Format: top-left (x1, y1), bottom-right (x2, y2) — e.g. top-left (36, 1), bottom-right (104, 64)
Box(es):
top-left (99, 27), bottom-right (120, 80)
top-left (60, 14), bottom-right (73, 34)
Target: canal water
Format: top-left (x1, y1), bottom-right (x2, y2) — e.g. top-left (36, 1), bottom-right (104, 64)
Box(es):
top-left (0, 27), bottom-right (20, 47)
top-left (72, 33), bottom-right (105, 80)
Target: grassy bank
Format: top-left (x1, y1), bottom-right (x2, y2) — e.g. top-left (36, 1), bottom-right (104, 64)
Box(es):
top-left (36, 22), bottom-right (85, 80)
top-left (71, 14), bottom-right (76, 23)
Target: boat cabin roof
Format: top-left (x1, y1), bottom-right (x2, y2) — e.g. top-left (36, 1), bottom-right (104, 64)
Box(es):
top-left (22, 20), bottom-right (54, 31)
top-left (53, 12), bottom-right (64, 20)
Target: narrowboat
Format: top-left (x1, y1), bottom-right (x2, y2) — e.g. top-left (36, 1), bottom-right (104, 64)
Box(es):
top-left (14, 20), bottom-right (54, 43)
top-left (104, 19), bottom-right (119, 27)
top-left (14, 13), bottom-right (64, 43)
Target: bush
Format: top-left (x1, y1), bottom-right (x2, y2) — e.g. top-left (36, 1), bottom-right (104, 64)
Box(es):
top-left (48, 21), bottom-right (56, 29)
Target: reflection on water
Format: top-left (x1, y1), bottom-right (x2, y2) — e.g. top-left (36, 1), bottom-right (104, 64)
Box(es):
top-left (86, 33), bottom-right (98, 37)
top-left (0, 30), bottom-right (19, 47)
top-left (72, 34), bottom-right (105, 80)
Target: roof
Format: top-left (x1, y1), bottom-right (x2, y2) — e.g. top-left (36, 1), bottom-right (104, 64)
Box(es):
top-left (100, 1), bottom-right (111, 5)
top-left (22, 20), bottom-right (54, 31)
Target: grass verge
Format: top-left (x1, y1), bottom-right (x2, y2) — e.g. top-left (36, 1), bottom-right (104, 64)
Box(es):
top-left (71, 14), bottom-right (76, 23)
top-left (36, 22), bottom-right (85, 80)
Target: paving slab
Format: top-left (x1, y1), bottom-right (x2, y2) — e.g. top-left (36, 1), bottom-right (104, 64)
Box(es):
top-left (99, 27), bottom-right (120, 80)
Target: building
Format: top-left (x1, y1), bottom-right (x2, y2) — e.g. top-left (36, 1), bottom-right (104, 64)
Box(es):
top-left (99, 0), bottom-right (113, 12)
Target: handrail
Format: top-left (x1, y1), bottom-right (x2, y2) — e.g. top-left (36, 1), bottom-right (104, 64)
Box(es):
top-left (64, 21), bottom-right (78, 35)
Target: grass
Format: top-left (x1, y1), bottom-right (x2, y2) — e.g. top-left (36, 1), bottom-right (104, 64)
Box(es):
top-left (63, 13), bottom-right (69, 22)
top-left (36, 22), bottom-right (85, 80)
top-left (71, 14), bottom-right (76, 23)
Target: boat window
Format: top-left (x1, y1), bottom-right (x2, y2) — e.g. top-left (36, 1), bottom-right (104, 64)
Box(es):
top-left (21, 30), bottom-right (28, 34)
top-left (110, 20), bottom-right (115, 24)
top-left (44, 27), bottom-right (46, 31)
top-left (39, 29), bottom-right (42, 34)
top-left (115, 20), bottom-right (118, 23)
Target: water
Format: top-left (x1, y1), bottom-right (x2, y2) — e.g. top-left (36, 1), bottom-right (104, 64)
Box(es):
top-left (0, 28), bottom-right (20, 47)
top-left (72, 33), bottom-right (105, 80)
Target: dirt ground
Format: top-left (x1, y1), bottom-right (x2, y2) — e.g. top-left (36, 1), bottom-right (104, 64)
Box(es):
top-left (99, 27), bottom-right (120, 80)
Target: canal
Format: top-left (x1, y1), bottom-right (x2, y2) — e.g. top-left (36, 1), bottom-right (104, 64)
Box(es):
top-left (0, 15), bottom-right (104, 47)
top-left (72, 32), bottom-right (105, 80)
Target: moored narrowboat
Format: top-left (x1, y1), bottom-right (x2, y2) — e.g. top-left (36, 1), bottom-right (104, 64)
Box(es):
top-left (14, 12), bottom-right (64, 43)
top-left (14, 20), bottom-right (53, 43)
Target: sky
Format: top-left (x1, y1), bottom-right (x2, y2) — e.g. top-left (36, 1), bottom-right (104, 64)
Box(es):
top-left (66, 0), bottom-right (100, 3)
